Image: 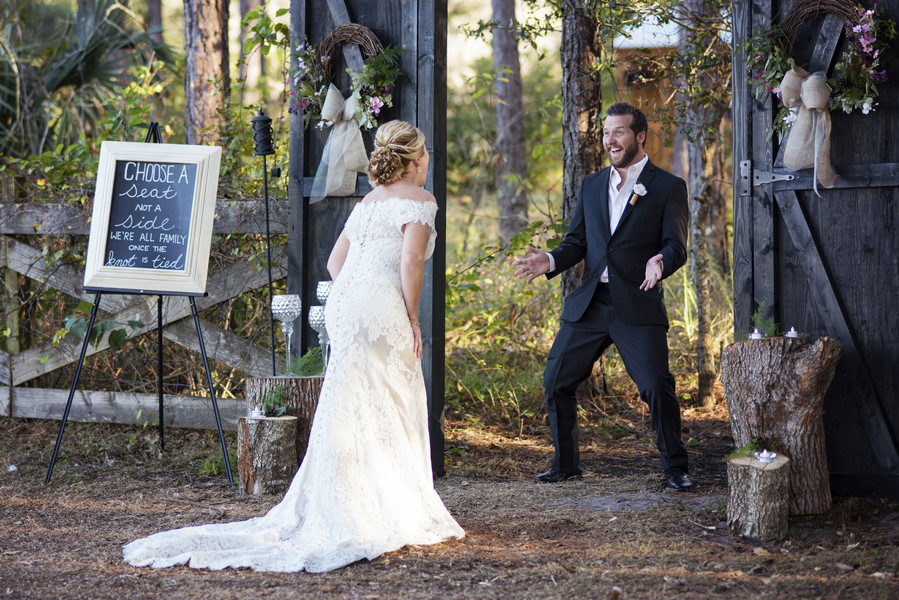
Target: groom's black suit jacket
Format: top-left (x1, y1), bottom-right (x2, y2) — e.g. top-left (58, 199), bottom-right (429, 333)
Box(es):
top-left (547, 160), bottom-right (689, 326)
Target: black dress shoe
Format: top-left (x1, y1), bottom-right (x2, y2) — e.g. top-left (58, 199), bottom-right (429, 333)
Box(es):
top-left (666, 471), bottom-right (694, 491)
top-left (535, 468), bottom-right (583, 483)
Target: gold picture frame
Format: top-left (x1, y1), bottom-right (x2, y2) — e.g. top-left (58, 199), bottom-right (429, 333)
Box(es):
top-left (83, 141), bottom-right (221, 295)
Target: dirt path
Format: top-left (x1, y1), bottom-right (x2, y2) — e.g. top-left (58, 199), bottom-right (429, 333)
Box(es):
top-left (1, 411), bottom-right (897, 599)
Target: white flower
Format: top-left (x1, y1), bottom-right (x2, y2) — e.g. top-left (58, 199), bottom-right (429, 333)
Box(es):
top-left (862, 98), bottom-right (874, 114)
top-left (629, 183), bottom-right (647, 206)
top-left (782, 107), bottom-right (798, 125)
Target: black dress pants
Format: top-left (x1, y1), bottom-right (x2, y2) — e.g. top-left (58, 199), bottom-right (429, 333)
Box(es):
top-left (543, 285), bottom-right (688, 474)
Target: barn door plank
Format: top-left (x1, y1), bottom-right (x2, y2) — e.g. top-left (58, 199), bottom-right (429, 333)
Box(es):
top-left (325, 0), bottom-right (364, 71)
top-left (731, 0), bottom-right (753, 335)
top-left (808, 14), bottom-right (845, 72)
top-left (750, 1), bottom-right (776, 327)
top-left (774, 163), bottom-right (899, 190)
top-left (776, 190), bottom-right (899, 471)
top-left (288, 0), bottom-right (309, 353)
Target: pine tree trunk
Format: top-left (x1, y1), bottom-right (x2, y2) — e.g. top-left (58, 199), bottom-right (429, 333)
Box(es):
top-left (727, 454), bottom-right (791, 541)
top-left (559, 1), bottom-right (605, 389)
top-left (183, 0), bottom-right (230, 144)
top-left (492, 0), bottom-right (528, 242)
top-left (560, 0), bottom-right (603, 300)
top-left (146, 0), bottom-right (163, 44)
top-left (689, 173), bottom-right (716, 408)
top-left (237, 416), bottom-right (298, 495)
top-left (722, 337), bottom-right (842, 515)
top-left (680, 0), bottom-right (729, 409)
top-left (245, 376), bottom-right (323, 465)
top-left (708, 136), bottom-right (730, 272)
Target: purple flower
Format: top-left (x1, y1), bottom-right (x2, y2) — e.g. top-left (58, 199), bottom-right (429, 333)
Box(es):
top-left (369, 96), bottom-right (384, 116)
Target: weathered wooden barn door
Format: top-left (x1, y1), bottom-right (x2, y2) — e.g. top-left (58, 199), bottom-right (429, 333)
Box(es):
top-left (733, 0), bottom-right (899, 496)
top-left (288, 0), bottom-right (448, 474)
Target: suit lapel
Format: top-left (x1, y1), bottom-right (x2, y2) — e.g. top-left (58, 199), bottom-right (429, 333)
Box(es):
top-left (597, 168), bottom-right (612, 242)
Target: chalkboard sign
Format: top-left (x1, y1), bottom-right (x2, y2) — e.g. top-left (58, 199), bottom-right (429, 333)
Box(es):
top-left (84, 142), bottom-right (221, 295)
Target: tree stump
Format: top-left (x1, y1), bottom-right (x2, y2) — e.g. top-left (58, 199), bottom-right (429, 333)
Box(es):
top-left (237, 416), bottom-right (298, 495)
top-left (245, 376), bottom-right (323, 465)
top-left (722, 336), bottom-right (842, 515)
top-left (727, 454), bottom-right (791, 541)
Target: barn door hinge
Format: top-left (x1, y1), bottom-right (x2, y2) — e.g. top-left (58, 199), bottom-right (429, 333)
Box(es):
top-left (739, 160), bottom-right (795, 196)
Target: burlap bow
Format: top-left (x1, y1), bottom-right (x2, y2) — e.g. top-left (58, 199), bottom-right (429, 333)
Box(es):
top-left (310, 84), bottom-right (370, 203)
top-left (780, 66), bottom-right (837, 194)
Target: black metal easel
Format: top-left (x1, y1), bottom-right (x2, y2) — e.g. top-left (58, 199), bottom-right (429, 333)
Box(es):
top-left (44, 123), bottom-right (233, 485)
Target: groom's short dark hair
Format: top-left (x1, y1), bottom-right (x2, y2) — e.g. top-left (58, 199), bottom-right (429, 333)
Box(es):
top-left (606, 102), bottom-right (648, 138)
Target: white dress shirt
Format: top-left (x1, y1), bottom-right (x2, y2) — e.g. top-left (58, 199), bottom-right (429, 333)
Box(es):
top-left (601, 154), bottom-right (648, 281)
top-left (547, 154), bottom-right (649, 280)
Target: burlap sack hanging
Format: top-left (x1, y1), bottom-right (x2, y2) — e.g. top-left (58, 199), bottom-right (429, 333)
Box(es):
top-left (782, 71), bottom-right (837, 192)
top-left (778, 65), bottom-right (809, 108)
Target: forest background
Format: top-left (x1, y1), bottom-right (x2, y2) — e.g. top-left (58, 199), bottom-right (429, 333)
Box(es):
top-left (0, 0), bottom-right (734, 440)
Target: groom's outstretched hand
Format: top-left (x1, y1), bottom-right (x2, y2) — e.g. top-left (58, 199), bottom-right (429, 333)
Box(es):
top-left (512, 245), bottom-right (551, 283)
top-left (640, 254), bottom-right (664, 291)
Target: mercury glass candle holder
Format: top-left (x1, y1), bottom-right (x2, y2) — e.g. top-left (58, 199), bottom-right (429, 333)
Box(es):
top-left (308, 305), bottom-right (329, 374)
top-left (271, 294), bottom-right (302, 370)
top-left (316, 280), bottom-right (333, 305)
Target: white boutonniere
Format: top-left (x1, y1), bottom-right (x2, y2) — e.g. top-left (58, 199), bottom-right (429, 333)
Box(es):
top-left (629, 183), bottom-right (647, 206)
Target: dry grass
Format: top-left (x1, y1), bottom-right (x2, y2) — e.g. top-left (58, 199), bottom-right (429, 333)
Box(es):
top-left (1, 402), bottom-right (897, 600)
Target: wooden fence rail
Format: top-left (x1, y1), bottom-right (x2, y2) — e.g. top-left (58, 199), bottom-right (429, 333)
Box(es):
top-left (0, 199), bottom-right (290, 431)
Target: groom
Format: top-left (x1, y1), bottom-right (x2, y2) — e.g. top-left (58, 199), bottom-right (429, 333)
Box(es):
top-left (513, 102), bottom-right (693, 490)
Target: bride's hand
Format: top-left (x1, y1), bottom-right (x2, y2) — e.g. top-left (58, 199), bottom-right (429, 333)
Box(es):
top-left (411, 322), bottom-right (422, 358)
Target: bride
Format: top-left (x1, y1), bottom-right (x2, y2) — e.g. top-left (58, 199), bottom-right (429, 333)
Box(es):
top-left (123, 120), bottom-right (464, 573)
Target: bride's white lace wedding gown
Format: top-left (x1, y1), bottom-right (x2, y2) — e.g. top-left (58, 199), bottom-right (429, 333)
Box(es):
top-left (123, 197), bottom-right (464, 573)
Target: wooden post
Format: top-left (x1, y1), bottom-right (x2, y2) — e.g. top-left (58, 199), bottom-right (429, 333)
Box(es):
top-left (237, 416), bottom-right (298, 495)
top-left (727, 453), bottom-right (791, 541)
top-left (722, 336), bottom-right (842, 515)
top-left (1, 237), bottom-right (20, 356)
top-left (245, 375), bottom-right (323, 465)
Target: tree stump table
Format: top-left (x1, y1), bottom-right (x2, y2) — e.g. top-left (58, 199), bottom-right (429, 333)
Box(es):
top-left (727, 453), bottom-right (791, 541)
top-left (245, 375), bottom-right (324, 465)
top-left (722, 336), bottom-right (842, 515)
top-left (237, 416), bottom-right (298, 495)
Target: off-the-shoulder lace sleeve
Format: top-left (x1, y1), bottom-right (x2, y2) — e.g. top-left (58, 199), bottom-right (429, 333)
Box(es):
top-left (392, 199), bottom-right (438, 259)
top-left (391, 199), bottom-right (437, 230)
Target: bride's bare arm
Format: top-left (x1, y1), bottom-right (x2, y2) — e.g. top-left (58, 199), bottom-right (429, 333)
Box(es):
top-left (327, 230), bottom-right (350, 279)
top-left (400, 220), bottom-right (432, 359)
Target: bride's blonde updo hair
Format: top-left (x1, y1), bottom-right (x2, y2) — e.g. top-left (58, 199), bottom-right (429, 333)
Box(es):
top-left (367, 120), bottom-right (426, 186)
